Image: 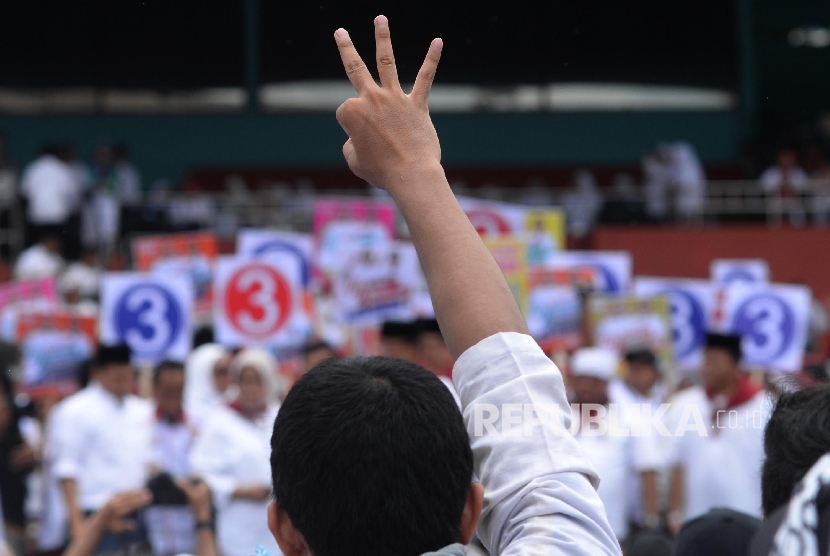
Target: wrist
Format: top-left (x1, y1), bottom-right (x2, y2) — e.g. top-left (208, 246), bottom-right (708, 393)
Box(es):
top-left (384, 161), bottom-right (446, 201)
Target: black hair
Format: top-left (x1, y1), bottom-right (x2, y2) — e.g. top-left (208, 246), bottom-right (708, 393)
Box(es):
top-left (192, 327), bottom-right (215, 349)
top-left (706, 332), bottom-right (742, 364)
top-left (153, 360), bottom-right (185, 384)
top-left (415, 318), bottom-right (443, 339)
top-left (624, 348), bottom-right (658, 370)
top-left (300, 340), bottom-right (335, 358)
top-left (380, 321), bottom-right (419, 344)
top-left (270, 356), bottom-right (473, 556)
top-left (762, 384), bottom-right (830, 516)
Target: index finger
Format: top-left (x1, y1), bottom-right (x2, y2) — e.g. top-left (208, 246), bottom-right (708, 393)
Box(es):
top-left (335, 28), bottom-right (374, 95)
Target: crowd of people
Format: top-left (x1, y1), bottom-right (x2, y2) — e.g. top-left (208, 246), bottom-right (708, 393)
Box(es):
top-left (0, 14), bottom-right (829, 556)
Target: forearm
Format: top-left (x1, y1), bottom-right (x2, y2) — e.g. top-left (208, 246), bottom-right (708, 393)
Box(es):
top-left (60, 478), bottom-right (82, 525)
top-left (642, 470), bottom-right (660, 520)
top-left (63, 510), bottom-right (107, 556)
top-left (669, 466), bottom-right (683, 513)
top-left (391, 163), bottom-right (528, 358)
top-left (194, 506), bottom-right (219, 556)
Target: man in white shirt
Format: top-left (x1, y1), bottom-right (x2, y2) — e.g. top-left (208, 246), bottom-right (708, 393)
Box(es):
top-left (19, 146), bottom-right (81, 245)
top-left (54, 345), bottom-right (154, 553)
top-left (666, 333), bottom-right (769, 534)
top-left (263, 17), bottom-right (619, 556)
top-left (146, 360), bottom-right (199, 556)
top-left (13, 235), bottom-right (65, 281)
top-left (759, 148), bottom-right (810, 226)
top-left (570, 347), bottom-right (663, 541)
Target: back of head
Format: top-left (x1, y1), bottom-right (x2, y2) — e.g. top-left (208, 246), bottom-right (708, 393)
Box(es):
top-left (673, 508), bottom-right (760, 556)
top-left (270, 356), bottom-right (472, 556)
top-left (762, 384), bottom-right (830, 516)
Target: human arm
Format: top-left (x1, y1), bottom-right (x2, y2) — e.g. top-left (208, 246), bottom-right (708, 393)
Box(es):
top-left (334, 18), bottom-right (619, 555)
top-left (668, 466), bottom-right (685, 535)
top-left (176, 479), bottom-right (219, 556)
top-left (63, 490), bottom-right (152, 556)
top-left (332, 17), bottom-right (527, 359)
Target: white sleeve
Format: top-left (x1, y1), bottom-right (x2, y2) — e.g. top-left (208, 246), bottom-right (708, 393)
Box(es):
top-left (454, 332), bottom-right (621, 556)
top-left (52, 405), bottom-right (86, 481)
top-left (189, 416), bottom-right (238, 510)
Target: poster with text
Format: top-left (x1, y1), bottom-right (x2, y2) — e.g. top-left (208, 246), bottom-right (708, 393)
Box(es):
top-left (544, 251), bottom-right (632, 295)
top-left (711, 259), bottom-right (770, 288)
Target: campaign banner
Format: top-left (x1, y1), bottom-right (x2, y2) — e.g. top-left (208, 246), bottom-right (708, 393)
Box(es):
top-left (214, 255), bottom-right (308, 348)
top-left (711, 259), bottom-right (770, 287)
top-left (100, 273), bottom-right (194, 364)
top-left (133, 232), bottom-right (219, 322)
top-left (458, 198), bottom-right (565, 256)
top-left (634, 277), bottom-right (714, 372)
top-left (17, 310), bottom-right (97, 398)
top-left (588, 295), bottom-right (675, 380)
top-left (483, 236), bottom-right (529, 311)
top-left (0, 278), bottom-right (58, 314)
top-left (713, 283), bottom-right (811, 372)
top-left (333, 242), bottom-right (424, 325)
top-left (525, 267), bottom-right (596, 352)
top-left (544, 251), bottom-right (632, 295)
top-left (237, 230), bottom-right (314, 288)
top-left (313, 199), bottom-right (396, 280)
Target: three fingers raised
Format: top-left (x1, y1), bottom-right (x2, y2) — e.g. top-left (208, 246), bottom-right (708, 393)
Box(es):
top-left (374, 15), bottom-right (401, 91)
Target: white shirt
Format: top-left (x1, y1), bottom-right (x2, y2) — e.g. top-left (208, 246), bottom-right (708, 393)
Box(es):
top-left (665, 385), bottom-right (770, 520)
top-left (20, 155), bottom-right (79, 223)
top-left (571, 405), bottom-right (663, 540)
top-left (190, 404), bottom-right (282, 556)
top-left (13, 244), bottom-right (64, 282)
top-left (59, 262), bottom-right (101, 299)
top-left (453, 332), bottom-right (620, 555)
top-left (53, 383), bottom-right (154, 511)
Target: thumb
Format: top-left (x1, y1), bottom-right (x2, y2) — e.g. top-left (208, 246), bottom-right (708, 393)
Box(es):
top-left (342, 139), bottom-right (359, 173)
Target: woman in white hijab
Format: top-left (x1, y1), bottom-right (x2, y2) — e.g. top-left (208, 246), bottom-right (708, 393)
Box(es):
top-left (190, 347), bottom-right (284, 556)
top-left (184, 344), bottom-right (232, 428)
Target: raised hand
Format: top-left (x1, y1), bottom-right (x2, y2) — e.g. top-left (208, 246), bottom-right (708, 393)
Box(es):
top-left (334, 16), bottom-right (443, 192)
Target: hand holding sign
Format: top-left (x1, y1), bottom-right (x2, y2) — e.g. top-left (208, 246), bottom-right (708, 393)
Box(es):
top-left (334, 16), bottom-right (442, 191)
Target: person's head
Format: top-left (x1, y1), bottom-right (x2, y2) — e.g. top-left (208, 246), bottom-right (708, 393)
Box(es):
top-left (153, 360), bottom-right (185, 419)
top-left (702, 333), bottom-right (743, 393)
top-left (380, 321), bottom-right (418, 362)
top-left (269, 356), bottom-right (482, 556)
top-left (570, 347), bottom-right (618, 405)
top-left (300, 341), bottom-right (337, 374)
top-left (416, 319), bottom-right (454, 374)
top-left (81, 248), bottom-right (98, 268)
top-left (212, 353), bottom-right (233, 394)
top-left (624, 348), bottom-right (660, 396)
top-left (230, 348), bottom-right (280, 408)
top-left (778, 148), bottom-right (797, 170)
top-left (761, 384), bottom-right (830, 516)
top-left (96, 345), bottom-right (134, 398)
top-left (41, 235), bottom-right (62, 255)
top-left (673, 508), bottom-right (760, 556)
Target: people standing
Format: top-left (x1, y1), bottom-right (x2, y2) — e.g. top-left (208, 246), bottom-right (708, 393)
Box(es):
top-left (54, 345), bottom-right (154, 553)
top-left (190, 348), bottom-right (282, 556)
top-left (19, 145), bottom-right (79, 249)
top-left (183, 344), bottom-right (231, 429)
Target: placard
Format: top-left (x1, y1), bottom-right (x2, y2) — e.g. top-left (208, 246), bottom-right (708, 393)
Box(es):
top-left (715, 283), bottom-right (811, 372)
top-left (483, 235), bottom-right (528, 311)
top-left (100, 273), bottom-right (194, 364)
top-left (18, 310), bottom-right (97, 398)
top-left (213, 255), bottom-right (307, 348)
top-left (0, 278), bottom-right (58, 314)
top-left (711, 259), bottom-right (770, 287)
top-left (634, 277), bottom-right (714, 372)
top-left (237, 230), bottom-right (314, 288)
top-left (544, 251), bottom-right (632, 295)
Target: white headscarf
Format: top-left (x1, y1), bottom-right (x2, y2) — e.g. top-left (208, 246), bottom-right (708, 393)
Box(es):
top-left (230, 347), bottom-right (287, 404)
top-left (184, 343), bottom-right (230, 426)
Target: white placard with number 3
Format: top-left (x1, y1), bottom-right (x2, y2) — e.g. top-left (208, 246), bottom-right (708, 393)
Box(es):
top-left (100, 273), bottom-right (194, 364)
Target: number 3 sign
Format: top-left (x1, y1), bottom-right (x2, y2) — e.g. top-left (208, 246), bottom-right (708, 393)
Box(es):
top-left (719, 283), bottom-right (811, 372)
top-left (214, 255), bottom-right (302, 347)
top-left (100, 273), bottom-right (194, 364)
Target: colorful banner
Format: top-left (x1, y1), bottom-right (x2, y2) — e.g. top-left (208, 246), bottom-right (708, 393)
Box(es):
top-left (634, 277), bottom-right (714, 373)
top-left (711, 259), bottom-right (770, 288)
top-left (18, 310), bottom-right (97, 398)
top-left (0, 278), bottom-right (58, 314)
top-left (712, 283), bottom-right (811, 372)
top-left (543, 251), bottom-right (632, 295)
top-left (333, 242), bottom-right (424, 325)
top-left (483, 236), bottom-right (529, 312)
top-left (589, 295), bottom-right (675, 380)
top-left (526, 267), bottom-right (596, 352)
top-left (133, 232), bottom-right (219, 322)
top-left (213, 254), bottom-right (308, 348)
top-left (100, 273), bottom-right (194, 364)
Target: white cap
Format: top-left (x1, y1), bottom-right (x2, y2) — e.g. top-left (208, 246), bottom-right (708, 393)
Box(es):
top-left (571, 347), bottom-right (619, 381)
